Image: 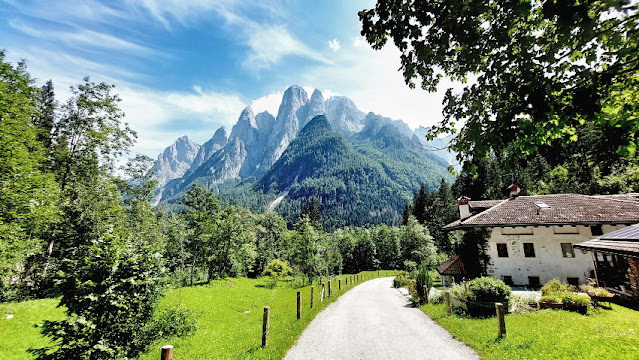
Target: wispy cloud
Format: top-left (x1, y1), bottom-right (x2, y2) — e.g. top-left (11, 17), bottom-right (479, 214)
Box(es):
top-left (243, 26), bottom-right (332, 69)
top-left (9, 19), bottom-right (153, 54)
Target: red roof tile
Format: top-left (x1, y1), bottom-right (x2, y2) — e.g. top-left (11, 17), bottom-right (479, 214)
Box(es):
top-left (445, 194), bottom-right (639, 229)
top-left (436, 255), bottom-right (467, 276)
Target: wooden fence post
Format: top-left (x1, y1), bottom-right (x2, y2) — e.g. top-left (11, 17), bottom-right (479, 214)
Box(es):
top-left (445, 291), bottom-right (451, 315)
top-left (339, 279), bottom-right (342, 290)
top-left (310, 286), bottom-right (314, 308)
top-left (321, 282), bottom-right (326, 301)
top-left (423, 285), bottom-right (429, 304)
top-left (496, 303), bottom-right (506, 338)
top-left (297, 291), bottom-right (302, 320)
top-left (161, 345), bottom-right (173, 360)
top-left (328, 280), bottom-right (332, 296)
top-left (262, 306), bottom-right (270, 348)
top-left (345, 277), bottom-right (348, 286)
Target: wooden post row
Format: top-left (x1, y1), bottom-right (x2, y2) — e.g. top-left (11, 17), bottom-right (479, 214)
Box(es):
top-left (445, 291), bottom-right (451, 315)
top-left (297, 291), bottom-right (302, 320)
top-left (496, 303), bottom-right (506, 338)
top-left (321, 282), bottom-right (326, 301)
top-left (262, 306), bottom-right (270, 348)
top-left (339, 279), bottom-right (342, 290)
top-left (328, 280), bottom-right (332, 296)
top-left (311, 286), bottom-right (315, 308)
top-left (423, 285), bottom-right (429, 304)
top-left (161, 345), bottom-right (173, 360)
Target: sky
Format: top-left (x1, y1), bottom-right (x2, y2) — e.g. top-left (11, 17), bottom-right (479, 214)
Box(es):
top-left (0, 0), bottom-right (460, 159)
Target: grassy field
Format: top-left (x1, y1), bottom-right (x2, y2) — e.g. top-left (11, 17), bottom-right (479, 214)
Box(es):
top-left (0, 299), bottom-right (65, 359)
top-left (421, 302), bottom-right (639, 360)
top-left (0, 271), bottom-right (389, 359)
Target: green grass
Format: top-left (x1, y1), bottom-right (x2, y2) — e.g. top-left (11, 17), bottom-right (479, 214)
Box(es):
top-left (421, 302), bottom-right (639, 360)
top-left (0, 298), bottom-right (65, 359)
top-left (0, 270), bottom-right (389, 359)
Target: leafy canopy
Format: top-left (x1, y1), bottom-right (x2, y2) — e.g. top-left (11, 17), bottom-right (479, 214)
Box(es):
top-left (360, 1), bottom-right (639, 173)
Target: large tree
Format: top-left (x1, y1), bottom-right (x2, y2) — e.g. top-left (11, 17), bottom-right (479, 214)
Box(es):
top-left (360, 1), bottom-right (639, 172)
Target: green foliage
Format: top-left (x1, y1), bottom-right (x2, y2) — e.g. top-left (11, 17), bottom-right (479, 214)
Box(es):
top-left (455, 228), bottom-right (490, 278)
top-left (579, 280), bottom-right (614, 298)
top-left (408, 180), bottom-right (458, 252)
top-left (262, 259), bottom-right (293, 278)
top-left (421, 302), bottom-right (639, 359)
top-left (360, 1), bottom-right (639, 174)
top-left (539, 294), bottom-right (562, 304)
top-left (413, 262), bottom-right (433, 303)
top-left (560, 293), bottom-right (591, 307)
top-left (541, 278), bottom-right (575, 296)
top-left (400, 216), bottom-right (438, 270)
top-left (392, 274), bottom-right (409, 288)
top-left (466, 277), bottom-right (511, 303)
top-left (0, 52), bottom-right (60, 299)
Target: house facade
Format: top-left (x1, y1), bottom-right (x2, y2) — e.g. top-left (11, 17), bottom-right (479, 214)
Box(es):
top-left (444, 191), bottom-right (639, 286)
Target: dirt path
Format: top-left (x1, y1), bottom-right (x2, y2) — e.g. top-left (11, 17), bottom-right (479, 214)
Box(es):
top-left (284, 277), bottom-right (479, 360)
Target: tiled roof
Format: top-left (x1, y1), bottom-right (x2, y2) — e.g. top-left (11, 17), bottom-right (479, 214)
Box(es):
top-left (445, 193), bottom-right (639, 229)
top-left (574, 223), bottom-right (639, 258)
top-left (469, 200), bottom-right (505, 211)
top-left (436, 255), bottom-right (467, 276)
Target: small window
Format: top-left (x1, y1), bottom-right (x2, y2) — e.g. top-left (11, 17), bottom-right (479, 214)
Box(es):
top-left (497, 243), bottom-right (509, 257)
top-left (502, 275), bottom-right (513, 285)
top-left (528, 276), bottom-right (540, 286)
top-left (590, 225), bottom-right (603, 236)
top-left (567, 277), bottom-right (579, 286)
top-left (561, 243), bottom-right (575, 258)
top-left (523, 243), bottom-right (536, 257)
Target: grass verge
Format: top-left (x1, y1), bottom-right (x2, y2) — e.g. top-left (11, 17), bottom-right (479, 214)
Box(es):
top-left (0, 270), bottom-right (390, 359)
top-left (421, 302), bottom-right (639, 360)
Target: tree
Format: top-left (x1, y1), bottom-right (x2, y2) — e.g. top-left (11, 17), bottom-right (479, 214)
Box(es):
top-left (300, 196), bottom-right (323, 230)
top-left (0, 52), bottom-right (59, 299)
top-left (360, 1), bottom-right (639, 173)
top-left (400, 216), bottom-right (437, 270)
top-left (32, 177), bottom-right (166, 360)
top-left (52, 77), bottom-right (136, 191)
top-left (34, 79), bottom-right (57, 151)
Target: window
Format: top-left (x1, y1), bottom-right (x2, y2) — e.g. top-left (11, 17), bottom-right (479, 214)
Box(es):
top-left (567, 277), bottom-right (579, 286)
top-left (502, 275), bottom-right (513, 285)
top-left (561, 243), bottom-right (575, 258)
top-left (528, 276), bottom-right (540, 286)
top-left (523, 243), bottom-right (536, 257)
top-left (497, 243), bottom-right (509, 257)
top-left (590, 225), bottom-right (603, 236)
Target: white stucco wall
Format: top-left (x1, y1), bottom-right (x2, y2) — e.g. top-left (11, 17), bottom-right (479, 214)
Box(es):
top-left (485, 224), bottom-right (628, 285)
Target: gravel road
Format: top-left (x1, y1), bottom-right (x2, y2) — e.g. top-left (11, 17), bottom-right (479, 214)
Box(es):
top-left (284, 277), bottom-right (479, 360)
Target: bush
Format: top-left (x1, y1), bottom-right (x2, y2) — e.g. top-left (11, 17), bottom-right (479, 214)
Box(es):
top-left (579, 279), bottom-right (614, 298)
top-left (466, 277), bottom-right (511, 302)
top-left (561, 293), bottom-right (591, 306)
top-left (414, 262), bottom-right (433, 303)
top-left (539, 294), bottom-right (562, 304)
top-left (541, 278), bottom-right (575, 296)
top-left (262, 259), bottom-right (293, 289)
top-left (393, 275), bottom-right (409, 288)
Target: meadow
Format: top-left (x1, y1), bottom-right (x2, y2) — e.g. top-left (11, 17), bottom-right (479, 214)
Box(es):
top-left (421, 301), bottom-right (639, 360)
top-left (0, 271), bottom-right (388, 359)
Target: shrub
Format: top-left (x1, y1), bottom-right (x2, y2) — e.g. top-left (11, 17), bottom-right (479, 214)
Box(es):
top-left (539, 294), bottom-right (562, 304)
top-left (393, 275), bottom-right (409, 288)
top-left (466, 277), bottom-right (511, 302)
top-left (414, 262), bottom-right (433, 303)
top-left (579, 279), bottom-right (614, 298)
top-left (561, 293), bottom-right (591, 306)
top-left (262, 259), bottom-right (293, 289)
top-left (541, 278), bottom-right (575, 296)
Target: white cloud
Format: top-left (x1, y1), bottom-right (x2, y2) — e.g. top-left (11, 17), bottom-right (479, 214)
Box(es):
top-left (328, 38), bottom-right (341, 52)
top-left (9, 19), bottom-right (153, 54)
top-left (353, 36), bottom-right (368, 48)
top-left (251, 91), bottom-right (283, 117)
top-left (243, 26), bottom-right (331, 69)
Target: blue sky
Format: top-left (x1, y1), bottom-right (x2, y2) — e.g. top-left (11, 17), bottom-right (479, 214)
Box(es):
top-left (0, 0), bottom-right (458, 159)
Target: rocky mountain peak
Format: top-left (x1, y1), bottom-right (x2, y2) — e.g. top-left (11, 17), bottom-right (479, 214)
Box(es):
top-left (325, 95), bottom-right (365, 134)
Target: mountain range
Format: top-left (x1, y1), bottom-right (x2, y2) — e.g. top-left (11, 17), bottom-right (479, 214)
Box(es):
top-left (149, 85), bottom-right (457, 229)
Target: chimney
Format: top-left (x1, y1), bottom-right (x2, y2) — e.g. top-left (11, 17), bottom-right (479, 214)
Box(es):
top-left (457, 196), bottom-right (471, 220)
top-left (508, 184), bottom-right (521, 198)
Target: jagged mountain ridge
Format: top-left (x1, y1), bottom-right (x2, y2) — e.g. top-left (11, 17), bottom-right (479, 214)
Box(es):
top-left (151, 84), bottom-right (458, 227)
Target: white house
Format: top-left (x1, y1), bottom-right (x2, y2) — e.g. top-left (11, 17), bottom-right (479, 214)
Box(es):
top-left (443, 189), bottom-right (639, 286)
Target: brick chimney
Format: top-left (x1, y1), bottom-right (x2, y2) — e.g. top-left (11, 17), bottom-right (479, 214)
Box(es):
top-left (508, 184), bottom-right (521, 198)
top-left (457, 196), bottom-right (471, 220)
